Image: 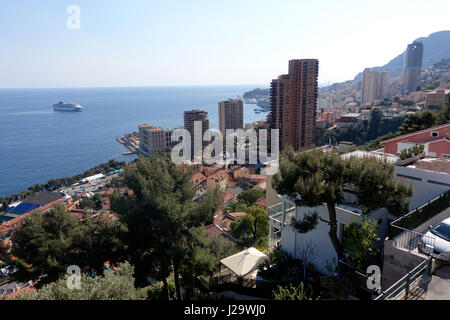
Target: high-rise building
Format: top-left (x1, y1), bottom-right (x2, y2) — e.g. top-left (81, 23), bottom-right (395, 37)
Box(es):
top-left (184, 109), bottom-right (209, 160)
top-left (218, 98), bottom-right (244, 135)
top-left (361, 69), bottom-right (388, 104)
top-left (269, 59), bottom-right (319, 151)
top-left (402, 41), bottom-right (423, 93)
top-left (138, 124), bottom-right (177, 157)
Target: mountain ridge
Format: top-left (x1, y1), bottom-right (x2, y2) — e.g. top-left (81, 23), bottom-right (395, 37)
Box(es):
top-left (327, 30), bottom-right (450, 88)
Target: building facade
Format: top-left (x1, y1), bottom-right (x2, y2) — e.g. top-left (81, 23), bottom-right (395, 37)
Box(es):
top-left (336, 113), bottom-right (363, 128)
top-left (425, 89), bottom-right (450, 108)
top-left (402, 41), bottom-right (423, 93)
top-left (266, 148), bottom-right (450, 274)
top-left (269, 59), bottom-right (319, 151)
top-left (184, 109), bottom-right (210, 160)
top-left (361, 69), bottom-right (388, 104)
top-left (218, 98), bottom-right (244, 135)
top-left (381, 123), bottom-right (450, 158)
top-left (138, 124), bottom-right (177, 156)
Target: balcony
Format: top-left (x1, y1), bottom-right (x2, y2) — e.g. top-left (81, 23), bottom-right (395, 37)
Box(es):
top-left (268, 201), bottom-right (296, 229)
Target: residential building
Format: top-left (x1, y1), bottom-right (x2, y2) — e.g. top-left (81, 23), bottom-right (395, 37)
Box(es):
top-left (266, 148), bottom-right (449, 274)
top-left (318, 110), bottom-right (336, 128)
top-left (184, 109), bottom-right (209, 160)
top-left (218, 98), bottom-right (244, 135)
top-left (138, 124), bottom-right (177, 156)
top-left (221, 211), bottom-right (247, 231)
top-left (425, 89), bottom-right (450, 108)
top-left (336, 113), bottom-right (363, 128)
top-left (361, 69), bottom-right (388, 104)
top-left (380, 123), bottom-right (450, 158)
top-left (269, 59), bottom-right (319, 151)
top-left (204, 224), bottom-right (235, 242)
top-left (206, 169), bottom-right (228, 191)
top-left (402, 41), bottom-right (423, 93)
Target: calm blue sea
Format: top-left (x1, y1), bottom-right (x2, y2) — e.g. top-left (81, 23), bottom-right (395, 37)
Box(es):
top-left (0, 85), bottom-right (269, 197)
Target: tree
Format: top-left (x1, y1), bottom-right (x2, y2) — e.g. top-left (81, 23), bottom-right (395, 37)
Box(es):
top-left (77, 214), bottom-right (128, 272)
top-left (273, 148), bottom-right (413, 261)
top-left (111, 154), bottom-right (218, 300)
top-left (273, 282), bottom-right (316, 300)
top-left (236, 188), bottom-right (265, 206)
top-left (11, 203), bottom-right (127, 283)
top-left (79, 198), bottom-right (96, 209)
top-left (11, 203), bottom-right (84, 282)
top-left (13, 262), bottom-right (145, 300)
top-left (343, 219), bottom-right (380, 271)
top-left (296, 239), bottom-right (318, 281)
top-left (367, 108), bottom-right (383, 141)
top-left (229, 206), bottom-right (268, 247)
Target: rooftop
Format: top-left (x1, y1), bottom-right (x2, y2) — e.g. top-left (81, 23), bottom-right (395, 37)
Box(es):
top-left (341, 150), bottom-right (398, 164)
top-left (23, 191), bottom-right (63, 206)
top-left (407, 158), bottom-right (450, 175)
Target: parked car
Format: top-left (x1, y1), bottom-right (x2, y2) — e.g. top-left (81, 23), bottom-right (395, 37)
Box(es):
top-left (418, 217), bottom-right (450, 263)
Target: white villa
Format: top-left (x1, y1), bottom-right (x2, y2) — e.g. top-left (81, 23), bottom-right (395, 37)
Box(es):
top-left (266, 149), bottom-right (450, 274)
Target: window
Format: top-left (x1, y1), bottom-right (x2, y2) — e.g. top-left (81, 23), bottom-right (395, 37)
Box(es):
top-left (431, 132), bottom-right (439, 137)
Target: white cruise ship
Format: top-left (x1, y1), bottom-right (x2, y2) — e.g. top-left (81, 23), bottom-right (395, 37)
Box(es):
top-left (53, 101), bottom-right (83, 111)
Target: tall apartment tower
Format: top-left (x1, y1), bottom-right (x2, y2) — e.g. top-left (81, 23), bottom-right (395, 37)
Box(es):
top-left (184, 109), bottom-right (209, 160)
top-left (361, 69), bottom-right (388, 104)
top-left (402, 41), bottom-right (423, 93)
top-left (218, 98), bottom-right (244, 135)
top-left (269, 59), bottom-right (319, 151)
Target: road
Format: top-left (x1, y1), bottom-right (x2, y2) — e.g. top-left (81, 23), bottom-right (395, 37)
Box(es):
top-left (424, 263), bottom-right (450, 300)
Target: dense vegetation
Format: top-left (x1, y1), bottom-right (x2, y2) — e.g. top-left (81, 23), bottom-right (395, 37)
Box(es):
top-left (315, 109), bottom-right (406, 147)
top-left (315, 103), bottom-right (449, 152)
top-left (109, 153), bottom-right (235, 300)
top-left (10, 203), bottom-right (127, 284)
top-left (11, 262), bottom-right (145, 300)
top-left (8, 154), bottom-right (236, 300)
top-left (229, 205), bottom-right (268, 249)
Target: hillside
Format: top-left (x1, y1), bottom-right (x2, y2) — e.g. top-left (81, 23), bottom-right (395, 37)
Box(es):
top-left (351, 30), bottom-right (450, 82)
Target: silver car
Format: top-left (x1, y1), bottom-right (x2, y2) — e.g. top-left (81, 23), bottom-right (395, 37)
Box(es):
top-left (418, 217), bottom-right (450, 263)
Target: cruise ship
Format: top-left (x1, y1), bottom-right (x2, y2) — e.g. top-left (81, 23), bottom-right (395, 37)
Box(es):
top-left (53, 101), bottom-right (83, 111)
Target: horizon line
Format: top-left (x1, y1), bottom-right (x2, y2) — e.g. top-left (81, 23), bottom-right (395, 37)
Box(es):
top-left (0, 82), bottom-right (332, 90)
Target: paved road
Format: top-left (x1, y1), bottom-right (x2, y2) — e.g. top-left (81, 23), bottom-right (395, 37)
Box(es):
top-left (408, 263), bottom-right (450, 300)
top-left (424, 263), bottom-right (450, 300)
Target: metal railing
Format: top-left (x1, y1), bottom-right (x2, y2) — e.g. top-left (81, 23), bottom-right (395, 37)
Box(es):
top-left (391, 225), bottom-right (436, 253)
top-left (391, 190), bottom-right (450, 232)
top-left (374, 256), bottom-right (432, 300)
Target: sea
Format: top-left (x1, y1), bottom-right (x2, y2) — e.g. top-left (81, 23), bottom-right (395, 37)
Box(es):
top-left (0, 85), bottom-right (269, 197)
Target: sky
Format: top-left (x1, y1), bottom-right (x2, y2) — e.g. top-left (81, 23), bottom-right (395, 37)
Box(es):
top-left (0, 0), bottom-right (449, 88)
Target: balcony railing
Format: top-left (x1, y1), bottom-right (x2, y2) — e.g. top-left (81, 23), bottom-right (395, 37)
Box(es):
top-left (268, 202), bottom-right (296, 226)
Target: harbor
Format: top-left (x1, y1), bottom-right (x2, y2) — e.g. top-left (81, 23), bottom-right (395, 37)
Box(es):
top-left (116, 132), bottom-right (139, 155)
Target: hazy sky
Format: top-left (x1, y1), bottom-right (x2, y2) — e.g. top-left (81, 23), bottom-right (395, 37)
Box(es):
top-left (1, 0), bottom-right (449, 88)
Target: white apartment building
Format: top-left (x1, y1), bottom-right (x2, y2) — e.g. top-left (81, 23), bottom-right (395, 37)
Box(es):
top-left (266, 150), bottom-right (450, 274)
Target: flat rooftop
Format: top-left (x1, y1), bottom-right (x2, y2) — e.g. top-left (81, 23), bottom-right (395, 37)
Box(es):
top-left (407, 158), bottom-right (450, 175)
top-left (341, 150), bottom-right (398, 164)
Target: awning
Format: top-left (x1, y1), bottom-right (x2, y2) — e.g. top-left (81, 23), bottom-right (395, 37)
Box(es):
top-left (220, 247), bottom-right (269, 278)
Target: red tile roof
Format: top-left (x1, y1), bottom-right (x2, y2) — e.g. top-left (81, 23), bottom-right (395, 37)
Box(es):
top-left (192, 172), bottom-right (206, 185)
top-left (254, 197), bottom-right (266, 207)
top-left (223, 192), bottom-right (237, 203)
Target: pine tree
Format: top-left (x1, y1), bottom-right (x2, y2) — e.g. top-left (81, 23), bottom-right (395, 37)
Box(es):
top-left (273, 148), bottom-right (412, 261)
